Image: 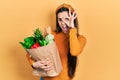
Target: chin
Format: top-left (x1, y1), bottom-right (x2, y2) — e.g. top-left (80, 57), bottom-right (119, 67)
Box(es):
top-left (63, 31), bottom-right (68, 34)
top-left (62, 29), bottom-right (69, 34)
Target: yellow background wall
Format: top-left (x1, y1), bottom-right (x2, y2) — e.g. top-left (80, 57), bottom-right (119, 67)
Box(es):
top-left (0, 0), bottom-right (120, 80)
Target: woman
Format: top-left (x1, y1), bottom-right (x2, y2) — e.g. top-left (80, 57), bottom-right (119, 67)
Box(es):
top-left (26, 3), bottom-right (86, 80)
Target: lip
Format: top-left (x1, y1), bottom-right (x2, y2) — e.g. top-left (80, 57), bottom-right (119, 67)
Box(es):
top-left (62, 26), bottom-right (69, 33)
top-left (62, 24), bottom-right (69, 29)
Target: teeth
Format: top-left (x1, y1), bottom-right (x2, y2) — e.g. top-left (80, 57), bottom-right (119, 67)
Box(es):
top-left (62, 26), bottom-right (66, 28)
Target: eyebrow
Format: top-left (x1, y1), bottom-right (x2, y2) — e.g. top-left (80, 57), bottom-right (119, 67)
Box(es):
top-left (58, 17), bottom-right (69, 19)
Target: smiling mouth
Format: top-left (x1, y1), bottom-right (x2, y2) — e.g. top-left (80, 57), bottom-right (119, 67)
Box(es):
top-left (62, 23), bottom-right (69, 29)
top-left (62, 25), bottom-right (69, 33)
top-left (62, 25), bottom-right (68, 30)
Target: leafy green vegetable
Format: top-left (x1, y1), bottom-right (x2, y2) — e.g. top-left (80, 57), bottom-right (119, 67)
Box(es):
top-left (33, 28), bottom-right (47, 46)
top-left (38, 39), bottom-right (48, 46)
top-left (19, 37), bottom-right (36, 49)
top-left (20, 28), bottom-right (50, 49)
top-left (33, 28), bottom-right (44, 40)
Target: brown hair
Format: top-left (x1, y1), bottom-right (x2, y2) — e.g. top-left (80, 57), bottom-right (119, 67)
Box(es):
top-left (56, 3), bottom-right (79, 78)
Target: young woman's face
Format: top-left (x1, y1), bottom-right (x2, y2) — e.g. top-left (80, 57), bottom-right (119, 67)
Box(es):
top-left (57, 11), bottom-right (70, 34)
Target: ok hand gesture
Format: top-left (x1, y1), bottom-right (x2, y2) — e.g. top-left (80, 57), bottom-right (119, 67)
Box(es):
top-left (63, 8), bottom-right (77, 28)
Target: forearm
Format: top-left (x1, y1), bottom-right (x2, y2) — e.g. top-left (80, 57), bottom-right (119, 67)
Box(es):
top-left (26, 53), bottom-right (35, 65)
top-left (69, 28), bottom-right (86, 56)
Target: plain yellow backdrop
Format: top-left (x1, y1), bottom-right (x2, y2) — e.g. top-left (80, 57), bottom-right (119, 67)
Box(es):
top-left (0, 0), bottom-right (120, 80)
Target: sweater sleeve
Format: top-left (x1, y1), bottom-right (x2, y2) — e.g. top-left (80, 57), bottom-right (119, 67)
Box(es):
top-left (26, 53), bottom-right (35, 65)
top-left (69, 28), bottom-right (86, 56)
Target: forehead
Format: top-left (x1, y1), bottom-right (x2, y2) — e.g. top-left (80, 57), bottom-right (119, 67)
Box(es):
top-left (57, 11), bottom-right (69, 18)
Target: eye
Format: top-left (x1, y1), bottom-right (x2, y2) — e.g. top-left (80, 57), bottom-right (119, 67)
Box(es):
top-left (58, 18), bottom-right (62, 21)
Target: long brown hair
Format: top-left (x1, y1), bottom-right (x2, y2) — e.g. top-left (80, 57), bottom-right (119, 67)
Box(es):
top-left (56, 4), bottom-right (79, 78)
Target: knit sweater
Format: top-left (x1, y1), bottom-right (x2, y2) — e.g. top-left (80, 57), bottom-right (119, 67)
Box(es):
top-left (26, 28), bottom-right (86, 80)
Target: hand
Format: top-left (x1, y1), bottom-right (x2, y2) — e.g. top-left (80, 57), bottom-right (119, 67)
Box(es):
top-left (63, 8), bottom-right (77, 28)
top-left (32, 58), bottom-right (53, 71)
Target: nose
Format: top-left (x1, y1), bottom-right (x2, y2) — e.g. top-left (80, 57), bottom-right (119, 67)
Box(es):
top-left (61, 20), bottom-right (65, 25)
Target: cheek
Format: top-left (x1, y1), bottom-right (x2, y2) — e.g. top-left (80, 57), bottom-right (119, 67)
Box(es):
top-left (58, 21), bottom-right (61, 27)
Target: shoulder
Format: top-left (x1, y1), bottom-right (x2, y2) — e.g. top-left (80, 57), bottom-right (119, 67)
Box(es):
top-left (51, 31), bottom-right (63, 36)
top-left (51, 31), bottom-right (57, 36)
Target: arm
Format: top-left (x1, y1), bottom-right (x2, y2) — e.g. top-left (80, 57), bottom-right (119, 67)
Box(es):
top-left (26, 53), bottom-right (35, 65)
top-left (26, 53), bottom-right (53, 71)
top-left (69, 28), bottom-right (86, 56)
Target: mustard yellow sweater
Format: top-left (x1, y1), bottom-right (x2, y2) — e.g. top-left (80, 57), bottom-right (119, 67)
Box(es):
top-left (26, 28), bottom-right (86, 80)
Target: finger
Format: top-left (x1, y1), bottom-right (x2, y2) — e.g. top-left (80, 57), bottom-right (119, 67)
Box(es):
top-left (62, 18), bottom-right (66, 23)
top-left (72, 10), bottom-right (76, 17)
top-left (38, 60), bottom-right (45, 63)
top-left (33, 61), bottom-right (44, 68)
top-left (41, 65), bottom-right (48, 69)
top-left (44, 67), bottom-right (52, 71)
top-left (69, 8), bottom-right (72, 17)
top-left (44, 61), bottom-right (53, 70)
top-left (45, 59), bottom-right (53, 66)
top-left (73, 14), bottom-right (77, 19)
top-left (62, 19), bottom-right (69, 27)
top-left (62, 19), bottom-right (68, 25)
top-left (42, 65), bottom-right (51, 71)
top-left (74, 14), bottom-right (77, 19)
top-left (37, 61), bottom-right (46, 65)
top-left (44, 65), bottom-right (54, 71)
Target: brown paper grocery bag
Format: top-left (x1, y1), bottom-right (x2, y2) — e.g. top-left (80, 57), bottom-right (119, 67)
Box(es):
top-left (26, 42), bottom-right (62, 77)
